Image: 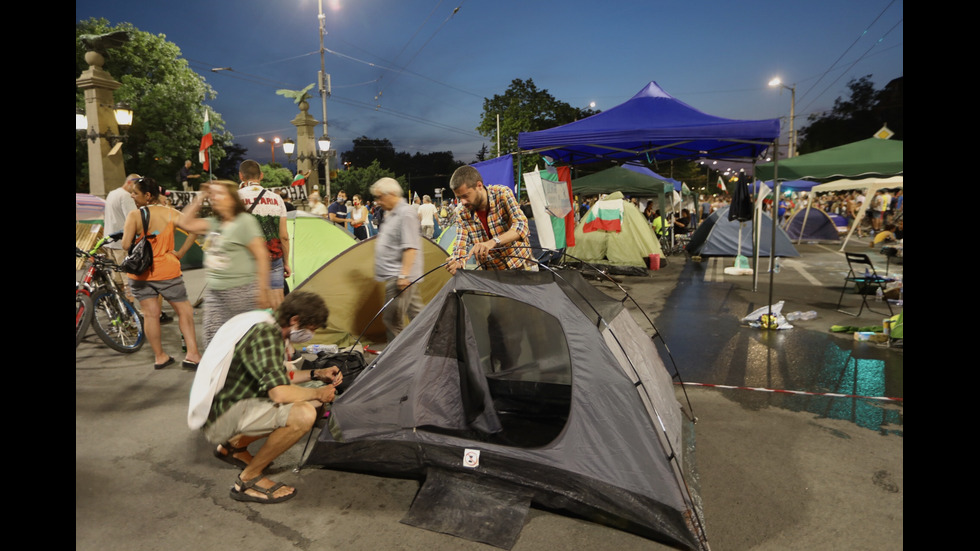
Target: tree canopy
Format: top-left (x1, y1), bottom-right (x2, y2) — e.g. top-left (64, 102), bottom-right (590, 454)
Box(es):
top-left (340, 136), bottom-right (460, 199)
top-left (477, 78), bottom-right (597, 158)
top-left (797, 75), bottom-right (903, 154)
top-left (76, 18), bottom-right (231, 190)
top-left (334, 160), bottom-right (405, 200)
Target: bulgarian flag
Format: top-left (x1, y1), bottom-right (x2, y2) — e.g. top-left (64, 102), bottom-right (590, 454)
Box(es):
top-left (291, 173), bottom-right (307, 187)
top-left (582, 196), bottom-right (624, 233)
top-left (199, 109), bottom-right (213, 171)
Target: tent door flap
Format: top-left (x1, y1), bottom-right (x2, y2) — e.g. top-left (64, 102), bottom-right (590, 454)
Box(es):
top-left (401, 467), bottom-right (533, 550)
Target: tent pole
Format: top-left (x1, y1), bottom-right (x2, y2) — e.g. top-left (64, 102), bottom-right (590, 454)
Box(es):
top-left (796, 194), bottom-right (813, 245)
top-left (768, 142), bottom-right (780, 319)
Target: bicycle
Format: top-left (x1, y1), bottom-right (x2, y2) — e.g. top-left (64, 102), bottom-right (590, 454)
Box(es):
top-left (658, 228), bottom-right (689, 257)
top-left (76, 291), bottom-right (93, 348)
top-left (76, 234), bottom-right (145, 353)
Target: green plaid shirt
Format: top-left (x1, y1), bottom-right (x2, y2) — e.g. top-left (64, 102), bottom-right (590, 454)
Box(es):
top-left (207, 323), bottom-right (290, 425)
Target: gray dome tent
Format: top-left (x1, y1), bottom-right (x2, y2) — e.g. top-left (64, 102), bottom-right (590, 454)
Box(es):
top-left (306, 269), bottom-right (707, 550)
top-left (686, 206), bottom-right (799, 258)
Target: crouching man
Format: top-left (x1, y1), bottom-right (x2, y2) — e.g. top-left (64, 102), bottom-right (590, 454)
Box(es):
top-left (188, 291), bottom-right (341, 504)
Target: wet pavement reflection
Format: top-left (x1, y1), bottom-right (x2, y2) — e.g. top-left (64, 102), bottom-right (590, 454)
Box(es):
top-left (650, 258), bottom-right (903, 435)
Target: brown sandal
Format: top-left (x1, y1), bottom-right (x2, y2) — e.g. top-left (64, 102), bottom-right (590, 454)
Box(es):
top-left (213, 442), bottom-right (249, 469)
top-left (229, 475), bottom-right (296, 504)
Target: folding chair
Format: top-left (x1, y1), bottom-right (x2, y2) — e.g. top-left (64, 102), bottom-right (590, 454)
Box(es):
top-left (836, 252), bottom-right (894, 317)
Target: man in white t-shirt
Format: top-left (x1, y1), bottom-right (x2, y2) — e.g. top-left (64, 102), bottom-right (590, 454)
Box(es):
top-left (104, 173), bottom-right (140, 298)
top-left (237, 160), bottom-right (290, 308)
top-left (417, 194), bottom-right (437, 238)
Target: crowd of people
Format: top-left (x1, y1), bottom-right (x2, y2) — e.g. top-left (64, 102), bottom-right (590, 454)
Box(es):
top-left (97, 159), bottom-right (534, 506)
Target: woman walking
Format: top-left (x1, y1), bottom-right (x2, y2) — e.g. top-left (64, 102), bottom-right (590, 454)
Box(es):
top-left (178, 180), bottom-right (271, 349)
top-left (121, 177), bottom-right (202, 370)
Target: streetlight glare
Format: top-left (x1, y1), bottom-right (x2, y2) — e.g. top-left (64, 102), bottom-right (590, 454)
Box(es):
top-left (768, 77), bottom-right (782, 87)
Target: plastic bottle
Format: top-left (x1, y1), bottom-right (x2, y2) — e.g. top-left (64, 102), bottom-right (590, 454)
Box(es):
top-left (800, 310), bottom-right (818, 321)
top-left (875, 287), bottom-right (883, 302)
top-left (773, 258), bottom-right (781, 273)
top-left (303, 344), bottom-right (339, 355)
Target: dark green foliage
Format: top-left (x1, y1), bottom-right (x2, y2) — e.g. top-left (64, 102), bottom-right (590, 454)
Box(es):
top-left (798, 76), bottom-right (903, 154)
top-left (76, 18), bottom-right (230, 190)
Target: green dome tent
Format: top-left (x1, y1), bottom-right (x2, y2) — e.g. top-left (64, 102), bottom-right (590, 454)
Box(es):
top-left (566, 191), bottom-right (662, 275)
top-left (285, 211), bottom-right (357, 290)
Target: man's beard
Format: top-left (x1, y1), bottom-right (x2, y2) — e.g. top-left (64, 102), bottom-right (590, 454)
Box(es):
top-left (466, 191), bottom-right (486, 211)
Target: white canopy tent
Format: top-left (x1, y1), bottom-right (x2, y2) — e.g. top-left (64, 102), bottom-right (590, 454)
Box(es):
top-left (811, 176), bottom-right (903, 250)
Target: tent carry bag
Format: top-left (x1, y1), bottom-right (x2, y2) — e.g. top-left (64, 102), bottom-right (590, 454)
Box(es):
top-left (120, 207), bottom-right (154, 275)
top-left (310, 348), bottom-right (366, 394)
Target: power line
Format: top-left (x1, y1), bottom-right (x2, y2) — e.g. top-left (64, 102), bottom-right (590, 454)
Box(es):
top-left (797, 0), bottom-right (901, 106)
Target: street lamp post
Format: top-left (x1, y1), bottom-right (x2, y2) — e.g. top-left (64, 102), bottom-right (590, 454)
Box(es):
top-left (768, 77), bottom-right (796, 158)
top-left (317, 0), bottom-right (333, 200)
top-left (257, 136), bottom-right (281, 164)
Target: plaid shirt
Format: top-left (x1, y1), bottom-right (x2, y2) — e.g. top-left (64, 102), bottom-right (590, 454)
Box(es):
top-left (207, 323), bottom-right (290, 425)
top-left (452, 185), bottom-right (531, 270)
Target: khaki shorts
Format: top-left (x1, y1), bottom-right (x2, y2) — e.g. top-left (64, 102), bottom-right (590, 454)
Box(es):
top-left (203, 397), bottom-right (294, 445)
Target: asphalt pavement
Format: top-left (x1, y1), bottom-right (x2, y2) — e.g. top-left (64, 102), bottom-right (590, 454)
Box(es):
top-left (76, 236), bottom-right (902, 551)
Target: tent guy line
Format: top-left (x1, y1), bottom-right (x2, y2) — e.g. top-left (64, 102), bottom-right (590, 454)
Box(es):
top-left (676, 382), bottom-right (903, 403)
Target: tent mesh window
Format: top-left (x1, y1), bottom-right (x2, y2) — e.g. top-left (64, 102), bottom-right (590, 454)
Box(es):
top-left (459, 292), bottom-right (572, 447)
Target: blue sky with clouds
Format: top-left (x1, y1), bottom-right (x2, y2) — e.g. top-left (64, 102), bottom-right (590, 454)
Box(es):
top-left (76, 0), bottom-right (903, 165)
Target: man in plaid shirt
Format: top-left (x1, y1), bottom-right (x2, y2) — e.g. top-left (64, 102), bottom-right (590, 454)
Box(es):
top-left (198, 292), bottom-right (341, 504)
top-left (447, 165), bottom-right (531, 274)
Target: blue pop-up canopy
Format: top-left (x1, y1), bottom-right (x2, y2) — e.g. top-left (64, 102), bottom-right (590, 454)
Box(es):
top-left (518, 82), bottom-right (780, 165)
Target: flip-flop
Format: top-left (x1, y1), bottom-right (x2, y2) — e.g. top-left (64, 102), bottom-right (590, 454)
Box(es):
top-left (182, 360), bottom-right (199, 370)
top-left (153, 356), bottom-right (175, 370)
top-left (229, 475), bottom-right (296, 504)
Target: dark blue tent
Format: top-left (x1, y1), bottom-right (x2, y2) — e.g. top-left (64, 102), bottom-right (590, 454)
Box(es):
top-left (518, 82), bottom-right (780, 165)
top-left (783, 208), bottom-right (841, 242)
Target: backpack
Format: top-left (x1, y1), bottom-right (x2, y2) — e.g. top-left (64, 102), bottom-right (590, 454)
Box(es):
top-left (310, 348), bottom-right (367, 395)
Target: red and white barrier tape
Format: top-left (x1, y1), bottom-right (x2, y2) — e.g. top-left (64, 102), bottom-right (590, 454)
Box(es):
top-left (676, 381), bottom-right (903, 403)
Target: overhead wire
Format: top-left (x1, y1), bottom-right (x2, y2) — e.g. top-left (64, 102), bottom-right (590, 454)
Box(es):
top-left (798, 18), bottom-right (903, 116)
top-left (376, 0), bottom-right (469, 103)
top-left (796, 0), bottom-right (902, 110)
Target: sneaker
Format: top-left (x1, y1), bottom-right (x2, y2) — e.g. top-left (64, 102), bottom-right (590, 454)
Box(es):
top-left (159, 312), bottom-right (174, 324)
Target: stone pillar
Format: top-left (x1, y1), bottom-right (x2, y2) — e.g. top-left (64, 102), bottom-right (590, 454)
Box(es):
top-left (76, 51), bottom-right (126, 198)
top-left (291, 101), bottom-right (319, 197)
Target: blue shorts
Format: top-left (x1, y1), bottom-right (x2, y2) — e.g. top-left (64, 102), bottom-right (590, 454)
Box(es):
top-left (269, 258), bottom-right (285, 290)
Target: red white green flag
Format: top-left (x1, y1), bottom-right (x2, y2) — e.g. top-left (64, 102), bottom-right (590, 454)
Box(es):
top-left (199, 109), bottom-right (213, 171)
top-left (582, 197), bottom-right (624, 233)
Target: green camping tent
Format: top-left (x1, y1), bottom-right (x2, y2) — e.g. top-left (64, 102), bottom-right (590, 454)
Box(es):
top-left (567, 191), bottom-right (662, 275)
top-left (285, 211), bottom-right (357, 289)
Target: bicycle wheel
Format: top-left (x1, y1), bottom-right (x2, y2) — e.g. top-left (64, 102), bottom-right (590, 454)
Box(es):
top-left (91, 290), bottom-right (145, 353)
top-left (76, 292), bottom-right (94, 348)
